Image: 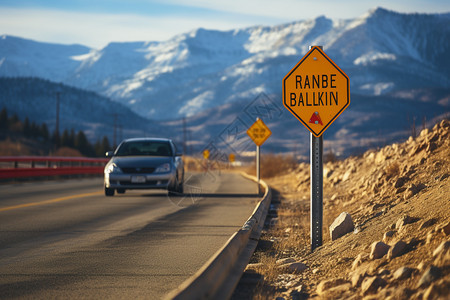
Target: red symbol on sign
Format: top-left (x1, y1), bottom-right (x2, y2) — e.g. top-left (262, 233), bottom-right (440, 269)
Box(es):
top-left (309, 111), bottom-right (323, 126)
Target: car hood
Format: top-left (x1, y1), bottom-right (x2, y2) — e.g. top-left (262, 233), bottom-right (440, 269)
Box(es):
top-left (110, 156), bottom-right (172, 168)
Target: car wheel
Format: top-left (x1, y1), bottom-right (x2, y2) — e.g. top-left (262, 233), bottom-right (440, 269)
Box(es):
top-left (105, 186), bottom-right (115, 196)
top-left (178, 182), bottom-right (184, 194)
top-left (117, 188), bottom-right (126, 194)
top-left (168, 177), bottom-right (180, 196)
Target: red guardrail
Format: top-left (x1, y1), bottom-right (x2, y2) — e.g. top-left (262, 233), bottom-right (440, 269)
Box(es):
top-left (0, 156), bottom-right (109, 179)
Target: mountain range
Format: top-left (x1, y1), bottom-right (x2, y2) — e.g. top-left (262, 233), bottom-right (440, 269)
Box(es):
top-left (0, 7), bottom-right (449, 158)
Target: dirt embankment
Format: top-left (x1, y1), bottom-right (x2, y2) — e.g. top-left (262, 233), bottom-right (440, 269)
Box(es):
top-left (239, 119), bottom-right (449, 299)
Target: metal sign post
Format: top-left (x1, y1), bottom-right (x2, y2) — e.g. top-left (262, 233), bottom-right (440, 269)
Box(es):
top-left (256, 144), bottom-right (260, 195)
top-left (247, 117), bottom-right (272, 196)
top-left (310, 133), bottom-right (323, 251)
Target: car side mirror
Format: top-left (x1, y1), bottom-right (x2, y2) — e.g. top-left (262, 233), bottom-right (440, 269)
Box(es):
top-left (175, 152), bottom-right (183, 157)
top-left (106, 151), bottom-right (114, 157)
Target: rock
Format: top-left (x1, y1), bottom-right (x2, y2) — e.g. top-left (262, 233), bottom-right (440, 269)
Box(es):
top-left (316, 278), bottom-right (350, 295)
top-left (370, 241), bottom-right (390, 259)
top-left (423, 279), bottom-right (450, 300)
top-left (342, 169), bottom-right (352, 182)
top-left (419, 218), bottom-right (437, 231)
top-left (375, 152), bottom-right (386, 164)
top-left (361, 276), bottom-right (387, 295)
top-left (439, 222), bottom-right (450, 235)
top-left (288, 262), bottom-right (308, 273)
top-left (404, 183), bottom-right (426, 199)
top-left (432, 240), bottom-right (450, 257)
top-left (420, 128), bottom-right (430, 138)
top-left (351, 254), bottom-right (363, 270)
top-left (383, 231), bottom-right (396, 243)
top-left (387, 240), bottom-right (407, 259)
top-left (394, 176), bottom-right (408, 188)
top-left (350, 271), bottom-right (365, 287)
top-left (417, 265), bottom-right (441, 288)
top-left (426, 142), bottom-right (437, 153)
top-left (426, 230), bottom-right (434, 244)
top-left (432, 240), bottom-right (450, 266)
top-left (279, 261), bottom-right (308, 273)
top-left (393, 266), bottom-right (415, 280)
top-left (378, 269), bottom-right (390, 276)
top-left (417, 261), bottom-right (426, 271)
top-left (329, 212), bottom-right (355, 241)
top-left (396, 215), bottom-right (413, 230)
top-left (276, 257), bottom-right (296, 265)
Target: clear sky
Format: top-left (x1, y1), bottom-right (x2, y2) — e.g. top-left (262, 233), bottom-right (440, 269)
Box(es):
top-left (1, 0), bottom-right (449, 49)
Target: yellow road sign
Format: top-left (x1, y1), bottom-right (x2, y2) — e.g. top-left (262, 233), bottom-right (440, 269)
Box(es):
top-left (229, 153), bottom-right (235, 163)
top-left (247, 118), bottom-right (271, 146)
top-left (202, 149), bottom-right (210, 159)
top-left (283, 46), bottom-right (350, 137)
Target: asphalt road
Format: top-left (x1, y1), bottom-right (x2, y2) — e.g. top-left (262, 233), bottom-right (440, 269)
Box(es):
top-left (0, 171), bottom-right (260, 299)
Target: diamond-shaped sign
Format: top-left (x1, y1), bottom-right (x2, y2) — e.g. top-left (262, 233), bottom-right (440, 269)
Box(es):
top-left (282, 46), bottom-right (350, 137)
top-left (247, 118), bottom-right (271, 146)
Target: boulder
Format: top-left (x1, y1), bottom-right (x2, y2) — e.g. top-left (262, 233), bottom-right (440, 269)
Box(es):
top-left (329, 212), bottom-right (354, 241)
top-left (396, 215), bottom-right (412, 230)
top-left (393, 266), bottom-right (415, 280)
top-left (370, 241), bottom-right (390, 259)
top-left (276, 257), bottom-right (296, 265)
top-left (387, 240), bottom-right (407, 259)
top-left (361, 276), bottom-right (387, 295)
top-left (316, 278), bottom-right (350, 295)
top-left (417, 265), bottom-right (441, 288)
top-left (432, 240), bottom-right (450, 258)
top-left (287, 262), bottom-right (308, 273)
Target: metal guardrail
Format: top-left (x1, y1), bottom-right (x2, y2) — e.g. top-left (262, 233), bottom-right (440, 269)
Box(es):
top-left (0, 156), bottom-right (108, 179)
top-left (166, 173), bottom-right (271, 300)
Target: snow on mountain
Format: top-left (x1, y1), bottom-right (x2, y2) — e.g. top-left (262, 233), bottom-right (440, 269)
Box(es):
top-left (1, 7), bottom-right (449, 121)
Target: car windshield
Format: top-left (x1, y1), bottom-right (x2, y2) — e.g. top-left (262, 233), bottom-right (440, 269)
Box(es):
top-left (115, 141), bottom-right (173, 157)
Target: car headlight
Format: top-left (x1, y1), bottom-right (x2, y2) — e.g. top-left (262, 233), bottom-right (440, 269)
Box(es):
top-left (105, 163), bottom-right (122, 174)
top-left (155, 163), bottom-right (171, 173)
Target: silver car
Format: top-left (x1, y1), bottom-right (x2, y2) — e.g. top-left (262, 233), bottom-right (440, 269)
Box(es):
top-left (104, 138), bottom-right (184, 196)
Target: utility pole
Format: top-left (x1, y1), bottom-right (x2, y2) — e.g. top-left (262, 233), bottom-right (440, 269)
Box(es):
top-left (183, 117), bottom-right (188, 155)
top-left (113, 113), bottom-right (118, 148)
top-left (55, 91), bottom-right (60, 151)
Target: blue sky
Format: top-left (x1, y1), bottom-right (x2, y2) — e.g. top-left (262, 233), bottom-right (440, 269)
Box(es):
top-left (1, 0), bottom-right (449, 49)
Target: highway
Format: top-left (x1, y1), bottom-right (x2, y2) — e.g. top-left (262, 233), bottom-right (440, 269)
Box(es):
top-left (0, 172), bottom-right (260, 299)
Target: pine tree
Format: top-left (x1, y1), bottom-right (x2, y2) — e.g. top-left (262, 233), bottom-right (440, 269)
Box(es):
top-left (75, 131), bottom-right (95, 157)
top-left (23, 117), bottom-right (31, 137)
top-left (61, 129), bottom-right (70, 147)
top-left (0, 107), bottom-right (8, 130)
top-left (40, 123), bottom-right (49, 141)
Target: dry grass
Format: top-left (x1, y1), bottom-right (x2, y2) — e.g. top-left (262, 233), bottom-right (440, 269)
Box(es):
top-left (245, 154), bottom-right (297, 179)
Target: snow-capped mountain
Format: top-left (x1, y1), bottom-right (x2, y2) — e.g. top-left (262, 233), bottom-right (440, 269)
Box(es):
top-left (1, 8), bottom-right (449, 121)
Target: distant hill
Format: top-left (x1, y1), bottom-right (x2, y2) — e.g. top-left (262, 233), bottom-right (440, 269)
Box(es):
top-left (0, 77), bottom-right (167, 143)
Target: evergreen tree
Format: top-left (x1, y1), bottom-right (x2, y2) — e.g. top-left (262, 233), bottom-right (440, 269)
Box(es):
top-left (75, 131), bottom-right (94, 157)
top-left (0, 107), bottom-right (7, 130)
top-left (61, 129), bottom-right (70, 147)
top-left (94, 136), bottom-right (111, 157)
top-left (102, 136), bottom-right (111, 153)
top-left (23, 117), bottom-right (31, 137)
top-left (40, 123), bottom-right (49, 141)
top-left (69, 129), bottom-right (76, 148)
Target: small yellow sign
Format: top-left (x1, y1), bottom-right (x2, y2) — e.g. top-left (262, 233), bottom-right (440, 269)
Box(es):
top-left (282, 46), bottom-right (350, 137)
top-left (247, 118), bottom-right (272, 146)
top-left (229, 153), bottom-right (235, 163)
top-left (202, 149), bottom-right (210, 159)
